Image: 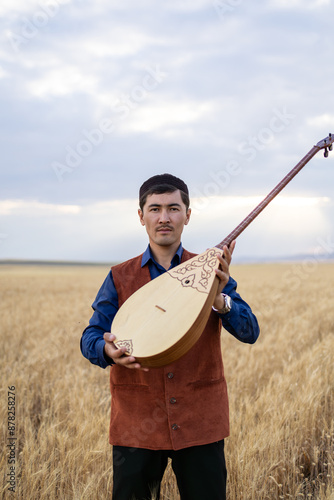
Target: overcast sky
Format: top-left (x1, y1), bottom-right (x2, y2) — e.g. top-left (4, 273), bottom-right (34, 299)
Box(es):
top-left (1, 0), bottom-right (333, 263)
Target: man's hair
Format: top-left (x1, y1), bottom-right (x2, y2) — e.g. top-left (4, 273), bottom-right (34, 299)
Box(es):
top-left (139, 173), bottom-right (190, 211)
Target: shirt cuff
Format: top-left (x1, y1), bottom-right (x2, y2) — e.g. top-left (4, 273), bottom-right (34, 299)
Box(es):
top-left (96, 338), bottom-right (114, 368)
top-left (215, 299), bottom-right (238, 320)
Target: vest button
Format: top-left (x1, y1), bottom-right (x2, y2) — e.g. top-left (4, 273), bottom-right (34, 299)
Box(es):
top-left (171, 424), bottom-right (179, 430)
top-left (170, 397), bottom-right (176, 404)
top-left (167, 372), bottom-right (174, 379)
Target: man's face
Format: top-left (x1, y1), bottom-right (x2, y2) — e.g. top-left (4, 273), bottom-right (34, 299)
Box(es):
top-left (138, 190), bottom-right (191, 249)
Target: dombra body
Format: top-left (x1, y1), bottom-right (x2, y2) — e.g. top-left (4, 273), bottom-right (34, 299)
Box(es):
top-left (112, 248), bottom-right (222, 368)
top-left (112, 134), bottom-right (333, 368)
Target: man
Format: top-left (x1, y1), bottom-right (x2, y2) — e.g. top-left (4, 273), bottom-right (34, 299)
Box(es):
top-left (81, 173), bottom-right (259, 500)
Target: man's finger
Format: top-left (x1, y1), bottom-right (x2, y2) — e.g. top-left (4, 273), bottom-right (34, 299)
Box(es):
top-left (112, 347), bottom-right (128, 358)
top-left (117, 356), bottom-right (149, 372)
top-left (104, 332), bottom-right (115, 343)
top-left (103, 331), bottom-right (149, 372)
top-left (217, 253), bottom-right (229, 268)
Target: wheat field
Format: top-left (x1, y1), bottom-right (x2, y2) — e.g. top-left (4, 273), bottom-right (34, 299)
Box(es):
top-left (1, 261), bottom-right (333, 500)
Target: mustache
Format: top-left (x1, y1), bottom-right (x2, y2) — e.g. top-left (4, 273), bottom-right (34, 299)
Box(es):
top-left (156, 225), bottom-right (173, 231)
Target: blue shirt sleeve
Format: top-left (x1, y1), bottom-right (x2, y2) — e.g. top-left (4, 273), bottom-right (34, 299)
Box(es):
top-left (80, 270), bottom-right (118, 368)
top-left (218, 276), bottom-right (260, 344)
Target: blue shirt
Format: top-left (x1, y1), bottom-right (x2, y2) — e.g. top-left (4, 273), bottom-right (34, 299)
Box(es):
top-left (80, 244), bottom-right (260, 368)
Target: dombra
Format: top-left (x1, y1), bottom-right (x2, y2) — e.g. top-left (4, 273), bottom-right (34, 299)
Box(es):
top-left (111, 135), bottom-right (333, 367)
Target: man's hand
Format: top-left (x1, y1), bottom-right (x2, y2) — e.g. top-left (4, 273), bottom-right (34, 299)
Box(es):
top-left (213, 240), bottom-right (236, 310)
top-left (103, 333), bottom-right (149, 372)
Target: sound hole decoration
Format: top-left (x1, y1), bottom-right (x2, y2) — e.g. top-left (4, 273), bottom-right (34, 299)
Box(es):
top-left (114, 339), bottom-right (133, 355)
top-left (168, 249), bottom-right (221, 294)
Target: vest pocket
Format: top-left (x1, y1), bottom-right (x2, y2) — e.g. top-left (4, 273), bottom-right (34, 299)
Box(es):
top-left (187, 376), bottom-right (225, 389)
top-left (110, 367), bottom-right (156, 388)
top-left (111, 383), bottom-right (150, 389)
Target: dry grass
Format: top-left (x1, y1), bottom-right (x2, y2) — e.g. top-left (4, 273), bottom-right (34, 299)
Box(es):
top-left (0, 262), bottom-right (333, 499)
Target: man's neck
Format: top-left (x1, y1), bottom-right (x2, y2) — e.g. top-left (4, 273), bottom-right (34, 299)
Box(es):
top-left (149, 241), bottom-right (181, 270)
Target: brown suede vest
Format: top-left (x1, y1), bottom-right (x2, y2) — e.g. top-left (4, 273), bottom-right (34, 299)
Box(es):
top-left (109, 249), bottom-right (229, 450)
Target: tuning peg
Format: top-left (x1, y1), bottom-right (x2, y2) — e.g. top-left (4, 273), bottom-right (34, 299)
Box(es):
top-left (324, 147), bottom-right (329, 158)
top-left (329, 144), bottom-right (333, 151)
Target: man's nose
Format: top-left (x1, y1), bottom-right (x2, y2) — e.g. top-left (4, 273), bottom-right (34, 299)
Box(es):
top-left (159, 209), bottom-right (170, 223)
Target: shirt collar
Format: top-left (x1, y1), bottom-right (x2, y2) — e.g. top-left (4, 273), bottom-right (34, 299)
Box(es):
top-left (141, 243), bottom-right (183, 269)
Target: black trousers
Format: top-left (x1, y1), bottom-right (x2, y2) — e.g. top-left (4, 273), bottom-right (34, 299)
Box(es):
top-left (112, 440), bottom-right (227, 500)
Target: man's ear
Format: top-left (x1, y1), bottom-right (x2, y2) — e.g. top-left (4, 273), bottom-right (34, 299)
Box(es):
top-left (184, 208), bottom-right (191, 225)
top-left (138, 208), bottom-right (145, 226)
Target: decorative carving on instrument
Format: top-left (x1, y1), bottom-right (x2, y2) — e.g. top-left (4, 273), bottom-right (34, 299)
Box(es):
top-left (168, 249), bottom-right (221, 294)
top-left (115, 339), bottom-right (133, 355)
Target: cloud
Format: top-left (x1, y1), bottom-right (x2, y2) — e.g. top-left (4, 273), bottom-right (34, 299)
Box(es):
top-left (1, 0), bottom-right (333, 261)
top-left (0, 200), bottom-right (81, 216)
top-left (117, 100), bottom-right (215, 135)
top-left (0, 65), bottom-right (8, 78)
top-left (0, 0), bottom-right (53, 16)
top-left (78, 29), bottom-right (159, 59)
top-left (307, 114), bottom-right (334, 129)
top-left (25, 65), bottom-right (99, 99)
top-left (165, 0), bottom-right (217, 12)
top-left (188, 195), bottom-right (333, 259)
top-left (268, 0), bottom-right (330, 9)
top-left (0, 196), bottom-right (332, 262)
